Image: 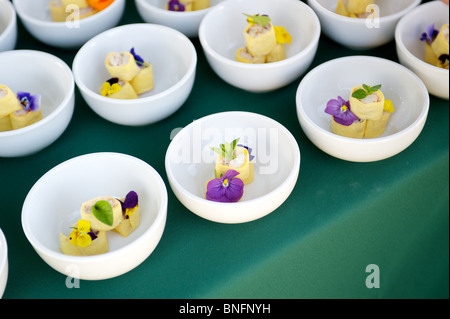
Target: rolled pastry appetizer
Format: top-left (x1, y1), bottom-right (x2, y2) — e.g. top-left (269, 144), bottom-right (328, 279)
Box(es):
top-left (10, 109), bottom-right (43, 130)
top-left (105, 52), bottom-right (141, 82)
top-left (331, 118), bottom-right (366, 139)
top-left (0, 116), bottom-right (11, 132)
top-left (266, 43), bottom-right (286, 63)
top-left (80, 196), bottom-right (123, 231)
top-left (60, 220), bottom-right (108, 256)
top-left (349, 84), bottom-right (384, 121)
top-left (236, 47), bottom-right (266, 64)
top-left (346, 0), bottom-right (374, 15)
top-left (244, 16), bottom-right (277, 57)
top-left (425, 42), bottom-right (440, 66)
top-left (193, 0), bottom-right (210, 11)
top-left (364, 99), bottom-right (394, 138)
top-left (0, 85), bottom-right (22, 118)
top-left (167, 0), bottom-right (193, 11)
top-left (214, 146), bottom-right (254, 185)
top-left (101, 78), bottom-right (138, 99)
top-left (61, 0), bottom-right (90, 8)
top-left (431, 24), bottom-right (449, 60)
top-left (78, 6), bottom-right (98, 19)
top-left (336, 0), bottom-right (350, 17)
top-left (130, 64), bottom-right (154, 95)
top-left (113, 191), bottom-right (140, 237)
top-left (49, 0), bottom-right (68, 22)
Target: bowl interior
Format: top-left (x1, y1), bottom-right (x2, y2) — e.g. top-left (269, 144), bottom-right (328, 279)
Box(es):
top-left (74, 24), bottom-right (195, 99)
top-left (397, 1), bottom-right (449, 64)
top-left (22, 153), bottom-right (166, 256)
top-left (0, 1), bottom-right (14, 35)
top-left (314, 0), bottom-right (419, 18)
top-left (298, 56), bottom-right (427, 138)
top-left (167, 112), bottom-right (298, 202)
top-left (0, 51), bottom-right (72, 121)
top-left (201, 0), bottom-right (317, 61)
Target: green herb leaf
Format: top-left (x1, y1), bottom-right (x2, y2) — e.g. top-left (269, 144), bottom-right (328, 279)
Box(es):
top-left (352, 84), bottom-right (382, 100)
top-left (369, 84), bottom-right (382, 93)
top-left (92, 200), bottom-right (113, 226)
top-left (243, 13), bottom-right (271, 27)
top-left (211, 138), bottom-right (240, 162)
top-left (352, 89), bottom-right (368, 100)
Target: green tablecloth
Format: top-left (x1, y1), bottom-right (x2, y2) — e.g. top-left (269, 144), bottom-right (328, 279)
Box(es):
top-left (0, 0), bottom-right (448, 299)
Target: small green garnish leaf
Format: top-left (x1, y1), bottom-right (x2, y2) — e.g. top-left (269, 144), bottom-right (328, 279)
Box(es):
top-left (92, 200), bottom-right (113, 226)
top-left (211, 138), bottom-right (240, 162)
top-left (243, 13), bottom-right (271, 27)
top-left (352, 84), bottom-right (382, 100)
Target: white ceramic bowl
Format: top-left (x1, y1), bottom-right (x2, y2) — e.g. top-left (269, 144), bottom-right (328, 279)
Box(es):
top-left (0, 50), bottom-right (74, 157)
top-left (0, 0), bottom-right (17, 52)
top-left (0, 228), bottom-right (8, 299)
top-left (395, 0), bottom-right (449, 100)
top-left (165, 111), bottom-right (301, 224)
top-left (73, 23), bottom-right (197, 126)
top-left (307, 0), bottom-right (421, 50)
top-left (22, 152), bottom-right (168, 280)
top-left (199, 0), bottom-right (320, 93)
top-left (135, 0), bottom-right (224, 38)
top-left (12, 0), bottom-right (125, 49)
top-left (296, 56), bottom-right (429, 162)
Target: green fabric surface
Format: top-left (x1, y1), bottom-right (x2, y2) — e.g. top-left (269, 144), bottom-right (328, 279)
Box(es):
top-left (0, 0), bottom-right (448, 299)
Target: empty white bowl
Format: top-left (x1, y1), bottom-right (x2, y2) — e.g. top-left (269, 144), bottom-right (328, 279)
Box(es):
top-left (22, 152), bottom-right (168, 280)
top-left (307, 0), bottom-right (421, 50)
top-left (395, 0), bottom-right (449, 100)
top-left (73, 23), bottom-right (197, 126)
top-left (0, 0), bottom-right (17, 52)
top-left (296, 56), bottom-right (429, 162)
top-left (199, 0), bottom-right (320, 93)
top-left (12, 0), bottom-right (125, 49)
top-left (165, 111), bottom-right (301, 224)
top-left (135, 0), bottom-right (224, 38)
top-left (0, 228), bottom-right (7, 299)
top-left (0, 50), bottom-right (74, 157)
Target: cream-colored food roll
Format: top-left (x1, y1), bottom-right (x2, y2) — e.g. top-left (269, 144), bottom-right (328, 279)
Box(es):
top-left (193, 0), bottom-right (210, 11)
top-left (425, 43), bottom-right (440, 66)
top-left (214, 146), bottom-right (254, 185)
top-left (266, 43), bottom-right (286, 63)
top-left (109, 81), bottom-right (138, 99)
top-left (78, 6), bottom-right (98, 19)
top-left (80, 196), bottom-right (123, 231)
top-left (244, 22), bottom-right (277, 57)
top-left (346, 0), bottom-right (374, 15)
top-left (0, 85), bottom-right (22, 117)
top-left (105, 52), bottom-right (141, 82)
top-left (0, 115), bottom-right (12, 132)
top-left (49, 0), bottom-right (67, 22)
top-left (336, 0), bottom-right (350, 17)
top-left (130, 64), bottom-right (154, 95)
top-left (10, 109), bottom-right (43, 130)
top-left (364, 111), bottom-right (390, 138)
top-left (167, 0), bottom-right (193, 11)
top-left (60, 229), bottom-right (108, 256)
top-left (236, 47), bottom-right (266, 64)
top-left (61, 0), bottom-right (89, 8)
top-left (331, 118), bottom-right (366, 139)
top-left (431, 24), bottom-right (449, 58)
top-left (113, 205), bottom-right (140, 237)
top-left (349, 85), bottom-right (384, 120)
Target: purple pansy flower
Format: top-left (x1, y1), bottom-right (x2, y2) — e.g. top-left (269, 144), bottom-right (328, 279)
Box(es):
top-left (122, 191), bottom-right (138, 209)
top-left (130, 47), bottom-right (145, 67)
top-left (324, 96), bottom-right (359, 126)
top-left (237, 144), bottom-right (255, 162)
top-left (206, 169), bottom-right (244, 203)
top-left (16, 92), bottom-right (41, 112)
top-left (420, 24), bottom-right (439, 45)
top-left (168, 0), bottom-right (185, 12)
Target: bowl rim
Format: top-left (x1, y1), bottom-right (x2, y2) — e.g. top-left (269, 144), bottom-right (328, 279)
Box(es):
top-left (21, 152), bottom-right (168, 264)
top-left (72, 23), bottom-right (197, 105)
top-left (135, 0), bottom-right (215, 17)
top-left (0, 50), bottom-right (75, 138)
top-left (0, 228), bottom-right (7, 275)
top-left (307, 0), bottom-right (422, 24)
top-left (12, 0), bottom-right (124, 28)
top-left (395, 0), bottom-right (449, 75)
top-left (0, 0), bottom-right (16, 42)
top-left (165, 111), bottom-right (301, 208)
top-left (198, 0), bottom-right (321, 70)
top-left (296, 55), bottom-right (430, 144)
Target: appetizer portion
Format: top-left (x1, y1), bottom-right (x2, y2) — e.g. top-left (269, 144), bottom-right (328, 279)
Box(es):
top-left (101, 48), bottom-right (154, 99)
top-left (236, 14), bottom-right (292, 64)
top-left (167, 0), bottom-right (210, 12)
top-left (60, 191), bottom-right (140, 256)
top-left (0, 85), bottom-right (42, 132)
top-left (325, 84), bottom-right (394, 139)
top-left (420, 23), bottom-right (449, 69)
top-left (336, 0), bottom-right (375, 18)
top-left (49, 0), bottom-right (114, 22)
top-left (205, 138), bottom-right (255, 203)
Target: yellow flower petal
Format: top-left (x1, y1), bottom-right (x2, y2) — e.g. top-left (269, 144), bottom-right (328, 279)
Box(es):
top-left (76, 233), bottom-right (92, 248)
top-left (101, 82), bottom-right (111, 97)
top-left (274, 26), bottom-right (292, 45)
top-left (69, 230), bottom-right (79, 246)
top-left (77, 220), bottom-right (91, 233)
top-left (384, 99), bottom-right (394, 113)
